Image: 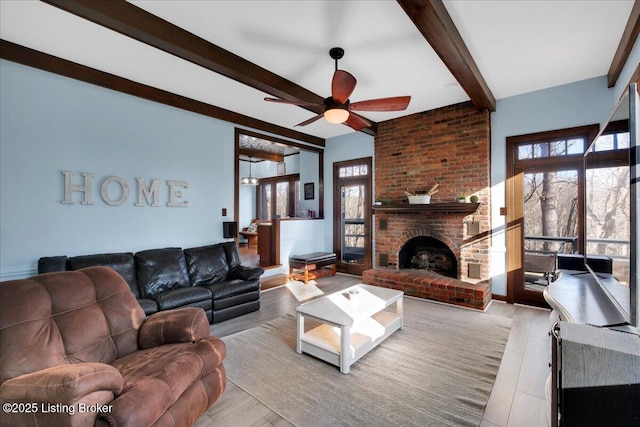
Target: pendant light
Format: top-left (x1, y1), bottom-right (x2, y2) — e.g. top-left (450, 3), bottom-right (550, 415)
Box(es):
top-left (241, 156), bottom-right (259, 186)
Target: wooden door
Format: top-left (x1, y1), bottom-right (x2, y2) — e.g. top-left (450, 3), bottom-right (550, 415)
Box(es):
top-left (333, 158), bottom-right (372, 275)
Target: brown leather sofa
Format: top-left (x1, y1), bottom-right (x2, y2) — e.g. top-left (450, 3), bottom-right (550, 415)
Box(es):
top-left (0, 267), bottom-right (226, 426)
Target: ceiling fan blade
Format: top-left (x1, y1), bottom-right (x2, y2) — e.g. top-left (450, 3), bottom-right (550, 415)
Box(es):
top-left (350, 96), bottom-right (411, 111)
top-left (295, 113), bottom-right (324, 127)
top-left (264, 97), bottom-right (322, 108)
top-left (331, 70), bottom-right (357, 104)
top-left (345, 112), bottom-right (371, 131)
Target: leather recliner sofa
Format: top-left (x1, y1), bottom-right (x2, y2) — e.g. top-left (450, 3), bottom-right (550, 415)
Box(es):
top-left (0, 266), bottom-right (226, 426)
top-left (37, 242), bottom-right (263, 324)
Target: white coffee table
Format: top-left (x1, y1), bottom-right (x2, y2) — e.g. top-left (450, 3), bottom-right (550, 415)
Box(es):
top-left (295, 284), bottom-right (403, 374)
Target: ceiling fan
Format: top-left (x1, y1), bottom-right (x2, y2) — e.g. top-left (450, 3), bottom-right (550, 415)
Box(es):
top-left (264, 47), bottom-right (411, 131)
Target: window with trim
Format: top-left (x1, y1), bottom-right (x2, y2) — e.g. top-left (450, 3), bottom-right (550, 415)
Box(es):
top-left (509, 123), bottom-right (628, 260)
top-left (509, 126), bottom-right (596, 259)
top-left (516, 138), bottom-right (585, 159)
top-left (584, 120), bottom-right (630, 283)
top-left (338, 163), bottom-right (369, 178)
top-left (257, 174), bottom-right (300, 220)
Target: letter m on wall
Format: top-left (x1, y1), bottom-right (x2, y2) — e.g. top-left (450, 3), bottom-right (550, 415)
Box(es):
top-left (136, 178), bottom-right (160, 207)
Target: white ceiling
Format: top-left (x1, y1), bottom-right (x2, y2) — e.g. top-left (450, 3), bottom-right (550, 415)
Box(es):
top-left (0, 0), bottom-right (635, 140)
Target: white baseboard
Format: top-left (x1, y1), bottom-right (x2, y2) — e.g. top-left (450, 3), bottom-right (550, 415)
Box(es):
top-left (1, 265), bottom-right (37, 281)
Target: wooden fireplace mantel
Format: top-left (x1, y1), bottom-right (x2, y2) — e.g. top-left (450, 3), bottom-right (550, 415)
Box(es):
top-left (372, 202), bottom-right (480, 214)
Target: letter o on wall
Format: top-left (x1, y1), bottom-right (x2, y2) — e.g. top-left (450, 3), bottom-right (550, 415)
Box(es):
top-left (100, 176), bottom-right (129, 206)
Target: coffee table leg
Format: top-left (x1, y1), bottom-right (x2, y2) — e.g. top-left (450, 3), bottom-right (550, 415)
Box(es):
top-left (398, 297), bottom-right (404, 330)
top-left (296, 312), bottom-right (303, 354)
top-left (339, 324), bottom-right (351, 374)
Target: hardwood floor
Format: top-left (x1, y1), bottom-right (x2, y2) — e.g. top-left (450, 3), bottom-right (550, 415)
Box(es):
top-left (197, 274), bottom-right (551, 427)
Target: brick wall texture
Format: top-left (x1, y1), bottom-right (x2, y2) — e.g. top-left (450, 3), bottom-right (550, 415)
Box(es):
top-left (374, 101), bottom-right (491, 283)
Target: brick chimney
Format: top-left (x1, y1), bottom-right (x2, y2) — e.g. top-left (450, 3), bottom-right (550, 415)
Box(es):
top-left (373, 101), bottom-right (491, 284)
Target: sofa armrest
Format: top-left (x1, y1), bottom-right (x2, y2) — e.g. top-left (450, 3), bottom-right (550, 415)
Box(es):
top-left (0, 362), bottom-right (122, 404)
top-left (229, 265), bottom-right (264, 281)
top-left (138, 307), bottom-right (210, 349)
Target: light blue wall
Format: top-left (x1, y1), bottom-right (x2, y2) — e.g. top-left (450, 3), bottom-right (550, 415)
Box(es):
top-left (0, 59), bottom-right (238, 279)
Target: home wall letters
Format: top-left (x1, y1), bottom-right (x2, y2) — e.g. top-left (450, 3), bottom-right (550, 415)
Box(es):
top-left (61, 171), bottom-right (188, 207)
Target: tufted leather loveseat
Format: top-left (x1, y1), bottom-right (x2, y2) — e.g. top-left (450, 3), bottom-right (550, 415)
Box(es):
top-left (37, 242), bottom-right (263, 324)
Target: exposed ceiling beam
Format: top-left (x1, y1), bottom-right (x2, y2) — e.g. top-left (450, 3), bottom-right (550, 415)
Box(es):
top-left (0, 39), bottom-right (325, 147)
top-left (239, 148), bottom-right (285, 163)
top-left (398, 0), bottom-right (496, 112)
top-left (607, 0), bottom-right (640, 88)
top-left (42, 0), bottom-right (377, 136)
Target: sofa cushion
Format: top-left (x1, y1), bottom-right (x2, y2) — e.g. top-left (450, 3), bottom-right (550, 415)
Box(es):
top-left (37, 256), bottom-right (68, 274)
top-left (153, 287), bottom-right (212, 311)
top-left (184, 244), bottom-right (229, 286)
top-left (222, 242), bottom-right (242, 270)
top-left (0, 267), bottom-right (145, 383)
top-left (135, 248), bottom-right (190, 298)
top-left (69, 252), bottom-right (139, 297)
top-left (204, 278), bottom-right (260, 300)
top-left (107, 336), bottom-right (226, 427)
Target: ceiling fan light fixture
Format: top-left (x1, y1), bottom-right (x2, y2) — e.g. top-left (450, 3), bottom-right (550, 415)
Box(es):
top-left (264, 47), bottom-right (410, 131)
top-left (324, 108), bottom-right (349, 124)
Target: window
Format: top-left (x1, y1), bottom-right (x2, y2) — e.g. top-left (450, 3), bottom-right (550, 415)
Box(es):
top-left (511, 124), bottom-right (629, 259)
top-left (338, 164), bottom-right (368, 178)
top-left (516, 138), bottom-right (585, 160)
top-left (585, 125), bottom-right (631, 283)
top-left (590, 130), bottom-right (630, 151)
top-left (257, 174), bottom-right (300, 220)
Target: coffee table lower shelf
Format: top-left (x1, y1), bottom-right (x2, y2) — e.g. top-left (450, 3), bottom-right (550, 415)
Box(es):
top-left (298, 310), bottom-right (402, 374)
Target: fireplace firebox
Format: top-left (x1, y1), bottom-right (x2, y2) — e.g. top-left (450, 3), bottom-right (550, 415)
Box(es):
top-left (398, 236), bottom-right (457, 278)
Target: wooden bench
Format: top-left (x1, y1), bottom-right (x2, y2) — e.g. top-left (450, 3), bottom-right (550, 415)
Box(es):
top-left (289, 252), bottom-right (337, 284)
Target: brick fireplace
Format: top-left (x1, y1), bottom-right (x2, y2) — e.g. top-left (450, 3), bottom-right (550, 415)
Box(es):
top-left (362, 101), bottom-right (492, 310)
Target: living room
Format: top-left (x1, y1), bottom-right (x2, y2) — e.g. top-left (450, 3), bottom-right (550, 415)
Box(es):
top-left (1, 1), bottom-right (639, 427)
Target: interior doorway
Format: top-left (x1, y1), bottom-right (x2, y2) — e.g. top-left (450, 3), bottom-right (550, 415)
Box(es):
top-left (333, 158), bottom-right (372, 276)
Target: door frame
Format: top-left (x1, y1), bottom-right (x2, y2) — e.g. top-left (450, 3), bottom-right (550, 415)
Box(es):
top-left (333, 157), bottom-right (372, 275)
top-left (505, 125), bottom-right (598, 305)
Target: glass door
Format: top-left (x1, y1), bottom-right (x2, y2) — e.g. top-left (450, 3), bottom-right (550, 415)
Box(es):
top-left (333, 158), bottom-right (372, 275)
top-left (506, 125), bottom-right (596, 306)
top-left (522, 170), bottom-right (579, 296)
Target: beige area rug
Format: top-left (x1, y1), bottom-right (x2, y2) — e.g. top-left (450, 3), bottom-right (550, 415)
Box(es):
top-left (222, 297), bottom-right (512, 427)
top-left (285, 279), bottom-right (324, 301)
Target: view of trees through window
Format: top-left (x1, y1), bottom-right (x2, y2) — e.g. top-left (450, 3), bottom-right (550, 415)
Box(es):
top-left (257, 175), bottom-right (299, 220)
top-left (524, 170), bottom-right (578, 254)
top-left (586, 164), bottom-right (630, 283)
top-left (520, 129), bottom-right (630, 284)
top-left (275, 182), bottom-right (289, 218)
top-left (342, 184), bottom-right (365, 263)
top-left (337, 162), bottom-right (369, 265)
